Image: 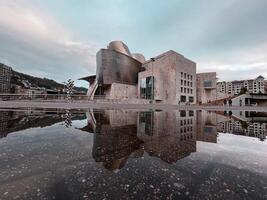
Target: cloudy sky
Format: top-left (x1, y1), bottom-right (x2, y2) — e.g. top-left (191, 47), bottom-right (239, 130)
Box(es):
top-left (0, 0), bottom-right (267, 87)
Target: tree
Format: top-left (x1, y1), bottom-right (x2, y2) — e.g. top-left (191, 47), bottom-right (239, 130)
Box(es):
top-left (239, 87), bottom-right (247, 95)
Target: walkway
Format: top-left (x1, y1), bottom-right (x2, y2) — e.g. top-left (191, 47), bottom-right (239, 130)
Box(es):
top-left (0, 100), bottom-right (267, 111)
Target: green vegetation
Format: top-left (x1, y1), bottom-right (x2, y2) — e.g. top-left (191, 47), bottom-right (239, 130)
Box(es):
top-left (12, 70), bottom-right (87, 93)
top-left (239, 87), bottom-right (247, 95)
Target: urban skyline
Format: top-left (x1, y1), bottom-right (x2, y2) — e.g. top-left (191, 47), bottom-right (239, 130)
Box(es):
top-left (0, 0), bottom-right (267, 87)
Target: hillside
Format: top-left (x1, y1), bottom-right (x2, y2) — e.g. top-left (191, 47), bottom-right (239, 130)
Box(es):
top-left (12, 70), bottom-right (88, 93)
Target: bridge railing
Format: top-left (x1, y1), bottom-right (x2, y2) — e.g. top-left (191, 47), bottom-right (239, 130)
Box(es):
top-left (0, 94), bottom-right (89, 101)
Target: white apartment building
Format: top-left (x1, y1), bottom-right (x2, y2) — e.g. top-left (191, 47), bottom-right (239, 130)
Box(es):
top-left (217, 75), bottom-right (265, 96)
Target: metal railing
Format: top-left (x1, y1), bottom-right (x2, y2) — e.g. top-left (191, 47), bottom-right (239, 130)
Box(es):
top-left (0, 94), bottom-right (89, 101)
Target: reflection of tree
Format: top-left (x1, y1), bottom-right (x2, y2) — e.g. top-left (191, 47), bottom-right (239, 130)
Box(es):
top-left (240, 121), bottom-right (249, 130)
top-left (62, 110), bottom-right (72, 128)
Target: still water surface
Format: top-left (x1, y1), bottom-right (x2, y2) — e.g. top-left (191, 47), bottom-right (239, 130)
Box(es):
top-left (0, 109), bottom-right (266, 200)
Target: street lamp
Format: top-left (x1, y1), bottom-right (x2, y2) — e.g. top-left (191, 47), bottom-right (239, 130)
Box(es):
top-left (150, 58), bottom-right (155, 101)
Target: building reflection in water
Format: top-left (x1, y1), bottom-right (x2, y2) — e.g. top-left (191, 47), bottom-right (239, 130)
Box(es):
top-left (217, 111), bottom-right (267, 141)
top-left (83, 109), bottom-right (267, 171)
top-left (85, 110), bottom-right (204, 171)
top-left (0, 108), bottom-right (266, 171)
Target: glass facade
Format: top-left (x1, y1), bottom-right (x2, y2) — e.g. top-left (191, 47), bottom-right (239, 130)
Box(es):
top-left (140, 76), bottom-right (154, 99)
top-left (139, 112), bottom-right (153, 136)
top-left (204, 80), bottom-right (212, 87)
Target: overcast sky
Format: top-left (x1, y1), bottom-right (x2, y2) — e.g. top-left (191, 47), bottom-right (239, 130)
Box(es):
top-left (0, 0), bottom-right (267, 87)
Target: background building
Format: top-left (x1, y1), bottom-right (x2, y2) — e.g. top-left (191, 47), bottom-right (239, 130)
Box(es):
top-left (217, 75), bottom-right (265, 96)
top-left (196, 72), bottom-right (217, 104)
top-left (0, 64), bottom-right (12, 93)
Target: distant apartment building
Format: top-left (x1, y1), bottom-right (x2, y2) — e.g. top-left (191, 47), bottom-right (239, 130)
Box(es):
top-left (217, 120), bottom-right (266, 141)
top-left (81, 41), bottom-right (197, 104)
top-left (0, 64), bottom-right (12, 93)
top-left (196, 72), bottom-right (217, 104)
top-left (217, 75), bottom-right (265, 96)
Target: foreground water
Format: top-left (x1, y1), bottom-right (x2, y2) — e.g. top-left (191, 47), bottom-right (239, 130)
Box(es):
top-left (0, 109), bottom-right (266, 200)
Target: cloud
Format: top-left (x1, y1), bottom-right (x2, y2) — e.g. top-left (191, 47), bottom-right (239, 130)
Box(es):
top-left (0, 0), bottom-right (98, 86)
top-left (0, 0), bottom-right (267, 86)
top-left (197, 41), bottom-right (267, 81)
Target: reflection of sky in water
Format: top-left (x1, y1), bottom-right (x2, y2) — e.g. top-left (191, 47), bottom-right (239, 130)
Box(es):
top-left (196, 134), bottom-right (267, 175)
top-left (0, 110), bottom-right (266, 199)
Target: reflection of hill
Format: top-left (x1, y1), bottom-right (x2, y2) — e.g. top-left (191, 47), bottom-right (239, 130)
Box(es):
top-left (0, 111), bottom-right (86, 138)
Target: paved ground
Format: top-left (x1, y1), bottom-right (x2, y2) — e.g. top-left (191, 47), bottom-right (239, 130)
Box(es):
top-left (0, 100), bottom-right (267, 111)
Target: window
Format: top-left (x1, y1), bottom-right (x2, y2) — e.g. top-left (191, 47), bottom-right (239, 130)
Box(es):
top-left (184, 73), bottom-right (186, 79)
top-left (181, 87), bottom-right (183, 93)
top-left (189, 96), bottom-right (194, 103)
top-left (139, 112), bottom-right (154, 136)
top-left (146, 76), bottom-right (154, 99)
top-left (184, 88), bottom-right (186, 93)
top-left (188, 74), bottom-right (190, 79)
top-left (190, 82), bottom-right (192, 87)
top-left (181, 80), bottom-right (183, 85)
top-left (180, 110), bottom-right (186, 117)
top-left (204, 80), bottom-right (212, 87)
top-left (181, 72), bottom-right (183, 78)
top-left (191, 75), bottom-right (193, 80)
top-left (190, 89), bottom-right (193, 94)
top-left (187, 88), bottom-right (190, 93)
top-left (188, 82), bottom-right (190, 86)
top-left (140, 76), bottom-right (154, 99)
top-left (181, 95), bottom-right (186, 102)
top-left (189, 110), bottom-right (194, 117)
top-left (140, 78), bottom-right (146, 98)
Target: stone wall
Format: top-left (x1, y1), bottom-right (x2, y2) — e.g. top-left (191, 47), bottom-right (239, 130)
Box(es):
top-left (196, 72), bottom-right (217, 104)
top-left (108, 83), bottom-right (138, 99)
top-left (138, 51), bottom-right (196, 105)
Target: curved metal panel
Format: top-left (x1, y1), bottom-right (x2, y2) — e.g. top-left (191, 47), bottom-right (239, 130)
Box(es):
top-left (132, 53), bottom-right (146, 63)
top-left (96, 49), bottom-right (142, 85)
top-left (107, 41), bottom-right (132, 57)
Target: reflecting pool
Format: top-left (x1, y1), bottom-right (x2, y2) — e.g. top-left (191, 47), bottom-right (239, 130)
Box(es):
top-left (0, 109), bottom-right (266, 200)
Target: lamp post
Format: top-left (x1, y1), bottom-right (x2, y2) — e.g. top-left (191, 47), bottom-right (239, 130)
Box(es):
top-left (150, 58), bottom-right (155, 101)
top-left (62, 81), bottom-right (67, 100)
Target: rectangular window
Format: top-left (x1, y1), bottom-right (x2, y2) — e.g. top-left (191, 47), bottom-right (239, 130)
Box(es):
top-left (204, 80), bottom-right (213, 87)
top-left (189, 110), bottom-right (194, 117)
top-left (181, 72), bottom-right (183, 78)
top-left (139, 112), bottom-right (154, 136)
top-left (140, 76), bottom-right (154, 99)
top-left (146, 76), bottom-right (154, 99)
top-left (184, 73), bottom-right (186, 79)
top-left (181, 95), bottom-right (186, 102)
top-left (189, 96), bottom-right (194, 103)
top-left (180, 110), bottom-right (186, 117)
top-left (140, 78), bottom-right (146, 98)
top-left (181, 87), bottom-right (183, 93)
top-left (181, 80), bottom-right (183, 85)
